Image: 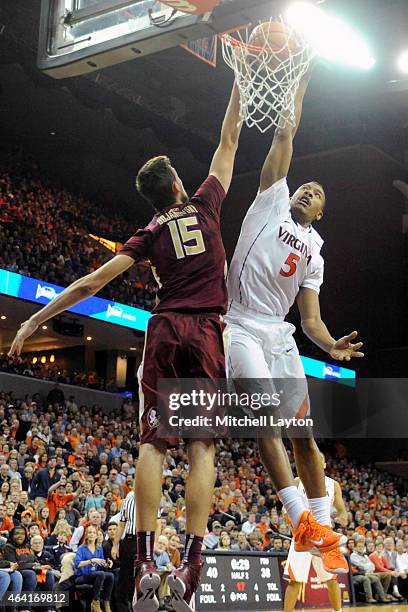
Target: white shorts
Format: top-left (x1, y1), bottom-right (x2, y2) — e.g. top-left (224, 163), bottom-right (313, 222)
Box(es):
top-left (284, 540), bottom-right (334, 583)
top-left (226, 301), bottom-right (310, 420)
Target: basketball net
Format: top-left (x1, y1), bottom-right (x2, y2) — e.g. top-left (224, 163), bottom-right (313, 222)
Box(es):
top-left (221, 17), bottom-right (315, 134)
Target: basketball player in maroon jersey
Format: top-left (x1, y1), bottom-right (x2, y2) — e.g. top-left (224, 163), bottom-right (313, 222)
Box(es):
top-left (8, 81), bottom-right (242, 612)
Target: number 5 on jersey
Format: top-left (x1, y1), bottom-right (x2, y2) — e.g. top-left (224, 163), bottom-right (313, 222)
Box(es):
top-left (169, 216), bottom-right (206, 259)
top-left (280, 253), bottom-right (301, 278)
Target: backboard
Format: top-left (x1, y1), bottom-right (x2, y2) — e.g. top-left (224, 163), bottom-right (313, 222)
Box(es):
top-left (38, 0), bottom-right (280, 78)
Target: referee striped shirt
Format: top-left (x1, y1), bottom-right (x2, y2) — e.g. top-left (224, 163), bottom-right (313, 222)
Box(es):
top-left (120, 491), bottom-right (136, 536)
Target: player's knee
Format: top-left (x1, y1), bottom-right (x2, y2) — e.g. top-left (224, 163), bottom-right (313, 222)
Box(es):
top-left (187, 439), bottom-right (215, 464)
top-left (139, 441), bottom-right (167, 459)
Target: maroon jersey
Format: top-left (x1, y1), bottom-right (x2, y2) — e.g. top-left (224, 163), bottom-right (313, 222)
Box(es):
top-left (119, 175), bottom-right (227, 313)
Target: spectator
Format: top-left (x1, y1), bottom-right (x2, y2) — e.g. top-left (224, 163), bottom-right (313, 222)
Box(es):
top-left (46, 477), bottom-right (82, 524)
top-left (384, 537), bottom-right (397, 568)
top-left (30, 458), bottom-right (60, 502)
top-left (217, 533), bottom-right (231, 550)
top-left (153, 538), bottom-right (172, 573)
top-left (350, 540), bottom-right (391, 603)
top-left (73, 525), bottom-right (114, 612)
top-left (232, 531), bottom-right (250, 551)
top-left (70, 510), bottom-right (101, 551)
top-left (46, 384), bottom-right (65, 407)
top-left (102, 523), bottom-right (120, 577)
top-left (248, 532), bottom-right (261, 551)
top-left (395, 540), bottom-right (408, 598)
top-left (4, 526), bottom-right (38, 601)
top-left (167, 534), bottom-right (181, 568)
top-left (242, 513), bottom-right (257, 537)
top-left (36, 507), bottom-right (51, 539)
top-left (50, 530), bottom-right (72, 570)
top-left (30, 535), bottom-right (56, 594)
top-left (203, 522), bottom-right (222, 549)
top-left (369, 541), bottom-right (403, 600)
top-left (262, 530), bottom-right (275, 552)
top-left (0, 542), bottom-right (23, 601)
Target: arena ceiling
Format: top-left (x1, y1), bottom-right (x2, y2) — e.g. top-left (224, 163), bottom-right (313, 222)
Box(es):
top-left (1, 0), bottom-right (408, 219)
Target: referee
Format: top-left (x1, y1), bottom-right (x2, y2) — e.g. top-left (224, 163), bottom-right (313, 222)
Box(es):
top-left (112, 490), bottom-right (136, 612)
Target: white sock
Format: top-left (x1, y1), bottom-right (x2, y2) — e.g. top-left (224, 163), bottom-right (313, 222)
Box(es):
top-left (278, 486), bottom-right (307, 528)
top-left (308, 496), bottom-right (331, 525)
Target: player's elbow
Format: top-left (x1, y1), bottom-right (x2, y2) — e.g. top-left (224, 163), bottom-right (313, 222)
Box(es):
top-left (300, 316), bottom-right (321, 335)
top-left (78, 274), bottom-right (101, 297)
top-left (221, 133), bottom-right (240, 153)
top-left (274, 126), bottom-right (292, 143)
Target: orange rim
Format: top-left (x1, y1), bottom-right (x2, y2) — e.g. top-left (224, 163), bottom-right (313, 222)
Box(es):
top-left (220, 30), bottom-right (307, 56)
top-left (220, 32), bottom-right (266, 55)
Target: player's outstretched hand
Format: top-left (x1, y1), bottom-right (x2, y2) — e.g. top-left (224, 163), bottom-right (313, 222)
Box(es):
top-left (329, 331), bottom-right (364, 362)
top-left (8, 319), bottom-right (39, 357)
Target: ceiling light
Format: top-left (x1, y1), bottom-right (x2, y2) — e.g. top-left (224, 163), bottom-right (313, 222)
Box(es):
top-left (42, 325), bottom-right (48, 330)
top-left (0, 315), bottom-right (6, 320)
top-left (398, 50), bottom-right (408, 74)
top-left (129, 347), bottom-right (137, 351)
top-left (86, 336), bottom-right (92, 341)
top-left (286, 2), bottom-right (375, 69)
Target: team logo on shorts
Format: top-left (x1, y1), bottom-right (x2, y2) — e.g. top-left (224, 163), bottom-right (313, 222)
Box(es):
top-left (147, 408), bottom-right (160, 429)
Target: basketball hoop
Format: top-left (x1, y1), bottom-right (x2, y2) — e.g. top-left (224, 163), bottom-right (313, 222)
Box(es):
top-left (220, 17), bottom-right (315, 134)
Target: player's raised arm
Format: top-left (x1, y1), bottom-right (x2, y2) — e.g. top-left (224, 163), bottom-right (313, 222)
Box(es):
top-left (259, 70), bottom-right (312, 193)
top-left (8, 254), bottom-right (135, 357)
top-left (209, 81), bottom-right (242, 194)
top-left (296, 287), bottom-right (364, 361)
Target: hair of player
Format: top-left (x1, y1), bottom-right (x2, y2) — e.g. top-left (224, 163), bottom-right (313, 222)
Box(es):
top-left (136, 155), bottom-right (177, 212)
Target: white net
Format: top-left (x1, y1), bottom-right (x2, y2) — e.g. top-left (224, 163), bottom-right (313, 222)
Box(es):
top-left (221, 17), bottom-right (314, 133)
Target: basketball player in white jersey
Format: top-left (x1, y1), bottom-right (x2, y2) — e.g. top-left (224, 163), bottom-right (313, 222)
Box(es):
top-left (283, 453), bottom-right (348, 612)
top-left (226, 69), bottom-right (363, 573)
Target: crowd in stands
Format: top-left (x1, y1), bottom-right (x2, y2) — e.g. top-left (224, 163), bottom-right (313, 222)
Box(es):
top-left (0, 386), bottom-right (406, 610)
top-left (0, 356), bottom-right (118, 393)
top-left (0, 169), bottom-right (157, 310)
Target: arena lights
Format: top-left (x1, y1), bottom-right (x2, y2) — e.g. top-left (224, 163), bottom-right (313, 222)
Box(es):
top-left (286, 2), bottom-right (375, 69)
top-left (398, 50), bottom-right (408, 74)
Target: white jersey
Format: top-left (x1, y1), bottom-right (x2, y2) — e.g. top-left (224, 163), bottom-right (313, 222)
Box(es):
top-left (227, 178), bottom-right (324, 318)
top-left (298, 476), bottom-right (336, 511)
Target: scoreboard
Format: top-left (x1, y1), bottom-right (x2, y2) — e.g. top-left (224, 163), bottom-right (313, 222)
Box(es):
top-left (197, 552), bottom-right (283, 611)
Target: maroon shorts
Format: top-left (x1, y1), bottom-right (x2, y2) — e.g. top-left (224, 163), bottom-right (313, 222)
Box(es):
top-left (138, 310), bottom-right (227, 447)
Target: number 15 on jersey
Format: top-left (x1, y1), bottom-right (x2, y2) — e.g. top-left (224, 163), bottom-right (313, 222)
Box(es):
top-left (168, 216), bottom-right (206, 259)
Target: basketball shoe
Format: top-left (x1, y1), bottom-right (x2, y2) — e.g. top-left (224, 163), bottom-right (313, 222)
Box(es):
top-left (168, 561), bottom-right (203, 612)
top-left (292, 510), bottom-right (348, 573)
top-left (132, 561), bottom-right (161, 612)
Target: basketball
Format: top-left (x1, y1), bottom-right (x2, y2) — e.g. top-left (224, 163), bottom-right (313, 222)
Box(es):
top-left (248, 20), bottom-right (302, 66)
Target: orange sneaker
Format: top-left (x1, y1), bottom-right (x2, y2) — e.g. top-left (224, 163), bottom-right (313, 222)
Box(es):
top-left (292, 510), bottom-right (341, 553)
top-left (320, 547), bottom-right (349, 574)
